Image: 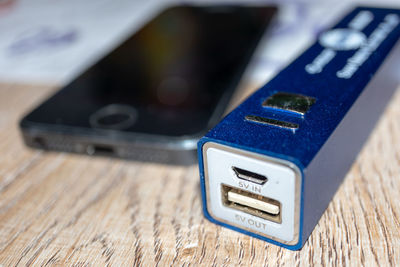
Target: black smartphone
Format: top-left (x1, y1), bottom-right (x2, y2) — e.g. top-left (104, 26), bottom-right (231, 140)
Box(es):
top-left (20, 5), bottom-right (277, 165)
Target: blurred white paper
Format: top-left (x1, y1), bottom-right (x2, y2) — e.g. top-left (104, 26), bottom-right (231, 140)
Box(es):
top-left (0, 0), bottom-right (398, 86)
top-left (0, 0), bottom-right (164, 84)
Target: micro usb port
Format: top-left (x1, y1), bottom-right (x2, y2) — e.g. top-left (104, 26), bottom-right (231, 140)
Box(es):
top-left (232, 167), bottom-right (268, 185)
top-left (221, 184), bottom-right (281, 223)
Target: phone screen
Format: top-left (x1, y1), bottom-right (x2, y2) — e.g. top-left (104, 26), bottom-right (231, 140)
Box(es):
top-left (24, 5), bottom-right (276, 137)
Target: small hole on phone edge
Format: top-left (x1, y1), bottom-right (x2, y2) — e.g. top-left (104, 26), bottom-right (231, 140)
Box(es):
top-left (86, 145), bottom-right (115, 156)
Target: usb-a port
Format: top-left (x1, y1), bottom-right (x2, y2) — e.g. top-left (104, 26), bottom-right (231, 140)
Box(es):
top-left (221, 184), bottom-right (281, 223)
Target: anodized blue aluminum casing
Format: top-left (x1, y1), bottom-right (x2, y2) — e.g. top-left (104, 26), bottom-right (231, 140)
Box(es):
top-left (198, 7), bottom-right (400, 250)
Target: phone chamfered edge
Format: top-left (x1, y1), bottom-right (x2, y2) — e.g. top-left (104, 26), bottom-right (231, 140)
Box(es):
top-left (19, 119), bottom-right (201, 165)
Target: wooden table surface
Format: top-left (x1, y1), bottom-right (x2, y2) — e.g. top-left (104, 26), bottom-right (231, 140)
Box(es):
top-left (0, 82), bottom-right (399, 266)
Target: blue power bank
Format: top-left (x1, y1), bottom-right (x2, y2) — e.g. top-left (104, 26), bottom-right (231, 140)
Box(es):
top-left (197, 7), bottom-right (400, 250)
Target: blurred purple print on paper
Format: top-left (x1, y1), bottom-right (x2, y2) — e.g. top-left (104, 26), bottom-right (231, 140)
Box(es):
top-left (270, 2), bottom-right (308, 37)
top-left (8, 27), bottom-right (78, 55)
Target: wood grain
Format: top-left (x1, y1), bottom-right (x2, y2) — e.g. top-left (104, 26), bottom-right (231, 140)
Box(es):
top-left (0, 82), bottom-right (399, 266)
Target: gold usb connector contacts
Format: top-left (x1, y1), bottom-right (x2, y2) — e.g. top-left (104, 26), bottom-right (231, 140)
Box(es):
top-left (221, 184), bottom-right (281, 223)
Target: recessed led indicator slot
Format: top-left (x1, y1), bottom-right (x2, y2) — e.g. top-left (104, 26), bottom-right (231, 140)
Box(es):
top-left (263, 92), bottom-right (316, 115)
top-left (245, 115), bottom-right (299, 130)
